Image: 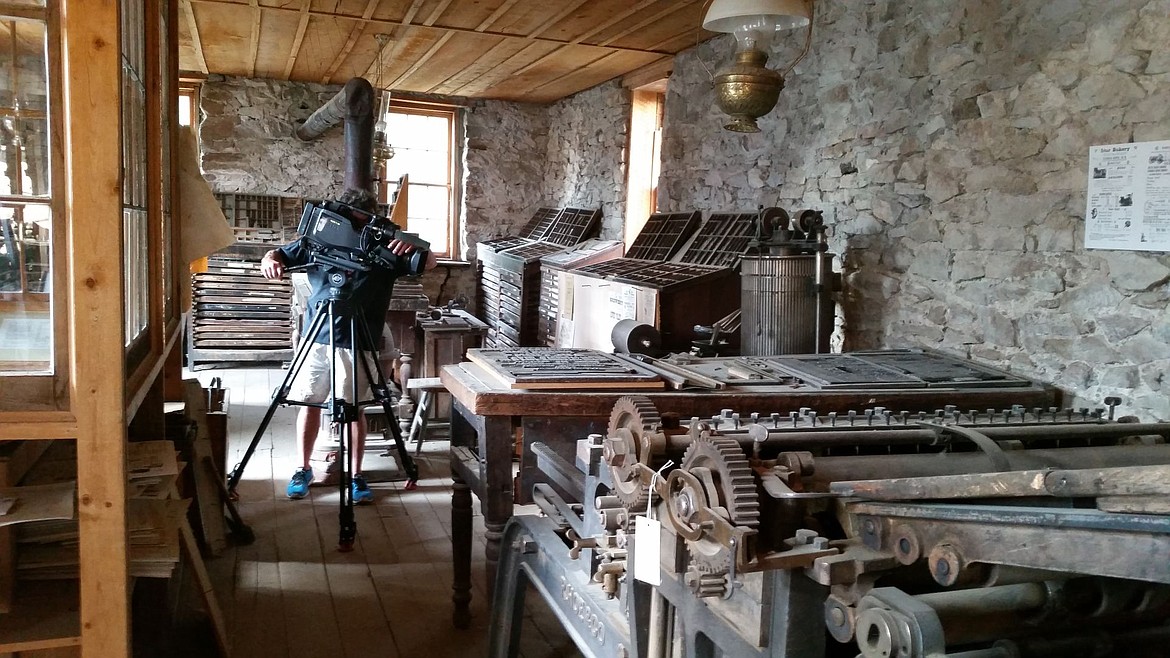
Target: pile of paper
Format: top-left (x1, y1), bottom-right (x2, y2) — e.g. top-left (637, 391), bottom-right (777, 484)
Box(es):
top-left (16, 440), bottom-right (190, 581)
top-left (127, 440), bottom-right (188, 578)
top-left (7, 481), bottom-right (79, 581)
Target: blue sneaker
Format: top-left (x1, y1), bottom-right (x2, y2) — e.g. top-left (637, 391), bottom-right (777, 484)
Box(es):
top-left (352, 474), bottom-right (373, 505)
top-left (287, 467), bottom-right (312, 499)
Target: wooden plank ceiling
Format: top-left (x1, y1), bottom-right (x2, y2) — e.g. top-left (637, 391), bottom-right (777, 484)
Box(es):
top-left (178, 0), bottom-right (715, 103)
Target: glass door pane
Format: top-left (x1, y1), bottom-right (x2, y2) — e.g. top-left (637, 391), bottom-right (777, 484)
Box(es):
top-left (0, 15), bottom-right (52, 374)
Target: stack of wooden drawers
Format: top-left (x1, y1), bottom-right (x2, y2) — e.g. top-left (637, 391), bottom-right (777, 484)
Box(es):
top-left (187, 251), bottom-right (294, 370)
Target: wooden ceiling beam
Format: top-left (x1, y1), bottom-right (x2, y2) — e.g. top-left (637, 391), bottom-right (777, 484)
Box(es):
top-left (475, 0), bottom-right (521, 31)
top-left (248, 0), bottom-right (260, 77)
top-left (320, 0), bottom-right (381, 84)
top-left (526, 0), bottom-right (588, 39)
top-left (422, 0), bottom-right (455, 26)
top-left (181, 0), bottom-right (208, 75)
top-left (446, 41), bottom-right (545, 97)
top-left (281, 0), bottom-right (310, 80)
top-left (523, 50), bottom-right (621, 95)
top-left (482, 0), bottom-right (617, 83)
top-left (620, 56), bottom-right (674, 89)
top-left (189, 0), bottom-right (676, 56)
top-left (572, 0), bottom-right (658, 44)
top-left (424, 0), bottom-right (519, 94)
top-left (386, 31), bottom-right (454, 90)
top-left (425, 36), bottom-right (512, 94)
top-left (597, 1), bottom-right (697, 48)
top-left (360, 0), bottom-right (426, 85)
top-left (500, 0), bottom-right (695, 96)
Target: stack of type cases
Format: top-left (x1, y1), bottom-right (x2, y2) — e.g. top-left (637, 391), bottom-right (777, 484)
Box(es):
top-left (187, 253), bottom-right (294, 370)
top-left (213, 192), bottom-right (303, 244)
top-left (536, 239), bottom-right (625, 347)
top-left (477, 207), bottom-right (601, 348)
top-left (564, 211), bottom-right (757, 352)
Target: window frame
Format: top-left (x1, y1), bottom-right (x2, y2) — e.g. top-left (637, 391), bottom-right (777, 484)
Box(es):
top-left (378, 99), bottom-right (461, 260)
top-left (0, 5), bottom-right (68, 397)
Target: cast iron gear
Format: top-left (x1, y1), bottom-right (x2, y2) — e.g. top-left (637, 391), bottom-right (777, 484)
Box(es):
top-left (681, 433), bottom-right (759, 527)
top-left (686, 568), bottom-right (728, 598)
top-left (605, 396), bottom-right (663, 510)
top-left (676, 432), bottom-right (760, 574)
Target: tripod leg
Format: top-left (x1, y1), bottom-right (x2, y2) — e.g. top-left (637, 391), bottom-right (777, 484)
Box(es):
top-left (355, 320), bottom-right (420, 489)
top-left (334, 306), bottom-right (358, 551)
top-left (226, 307), bottom-right (330, 496)
top-left (335, 408), bottom-right (357, 551)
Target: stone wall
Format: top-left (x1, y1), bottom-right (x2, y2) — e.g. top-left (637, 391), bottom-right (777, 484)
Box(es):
top-left (541, 80), bottom-right (632, 240)
top-left (461, 99), bottom-right (551, 258)
top-left (659, 0), bottom-right (1170, 420)
top-left (199, 76), bottom-right (347, 198)
top-left (198, 77), bottom-right (465, 293)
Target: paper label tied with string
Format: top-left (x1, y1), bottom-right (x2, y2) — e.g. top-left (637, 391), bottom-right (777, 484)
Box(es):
top-left (633, 460), bottom-right (672, 586)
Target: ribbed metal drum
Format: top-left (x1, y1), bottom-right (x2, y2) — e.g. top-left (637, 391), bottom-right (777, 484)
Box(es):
top-left (740, 254), bottom-right (833, 355)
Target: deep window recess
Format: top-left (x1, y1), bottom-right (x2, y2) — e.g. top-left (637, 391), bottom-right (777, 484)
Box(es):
top-left (625, 86), bottom-right (665, 248)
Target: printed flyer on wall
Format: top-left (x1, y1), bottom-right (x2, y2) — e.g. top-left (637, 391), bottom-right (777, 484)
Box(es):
top-left (1085, 139), bottom-right (1170, 252)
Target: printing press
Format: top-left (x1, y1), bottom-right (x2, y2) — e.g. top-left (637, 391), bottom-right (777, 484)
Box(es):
top-left (490, 396), bottom-right (1170, 658)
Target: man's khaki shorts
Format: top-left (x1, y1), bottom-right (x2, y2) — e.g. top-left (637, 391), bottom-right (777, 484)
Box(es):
top-left (287, 343), bottom-right (377, 404)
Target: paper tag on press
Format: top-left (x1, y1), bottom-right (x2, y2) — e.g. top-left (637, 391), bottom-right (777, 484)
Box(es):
top-left (633, 515), bottom-right (662, 586)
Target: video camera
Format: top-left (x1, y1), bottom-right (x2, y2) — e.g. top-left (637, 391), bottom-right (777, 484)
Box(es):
top-left (297, 199), bottom-right (430, 276)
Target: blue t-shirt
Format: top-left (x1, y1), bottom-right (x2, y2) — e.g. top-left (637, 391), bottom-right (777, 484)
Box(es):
top-left (277, 239), bottom-right (412, 350)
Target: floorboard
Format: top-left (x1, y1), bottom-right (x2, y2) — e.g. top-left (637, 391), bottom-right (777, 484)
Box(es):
top-left (194, 366), bottom-right (581, 658)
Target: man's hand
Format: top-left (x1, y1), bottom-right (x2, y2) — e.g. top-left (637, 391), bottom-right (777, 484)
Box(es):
top-left (260, 250), bottom-right (285, 280)
top-left (387, 237), bottom-right (438, 271)
top-left (385, 238), bottom-right (416, 256)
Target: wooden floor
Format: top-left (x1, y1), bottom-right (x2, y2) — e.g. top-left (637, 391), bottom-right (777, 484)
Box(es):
top-left (195, 367), bottom-right (579, 658)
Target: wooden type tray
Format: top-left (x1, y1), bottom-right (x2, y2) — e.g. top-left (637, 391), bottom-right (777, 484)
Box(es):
top-left (498, 240), bottom-right (570, 264)
top-left (466, 348), bottom-right (664, 390)
top-left (519, 207), bottom-right (562, 240)
top-left (609, 261), bottom-right (727, 290)
top-left (758, 352), bottom-right (1037, 389)
top-left (843, 350), bottom-right (1033, 388)
top-left (540, 239), bottom-right (624, 269)
top-left (573, 257), bottom-right (657, 279)
top-left (542, 207), bottom-right (601, 247)
top-left (625, 211), bottom-right (702, 261)
top-left (479, 236), bottom-right (532, 256)
top-left (676, 212), bottom-right (757, 268)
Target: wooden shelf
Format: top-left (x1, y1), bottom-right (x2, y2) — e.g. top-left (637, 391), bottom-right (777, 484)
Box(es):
top-left (0, 579), bottom-right (81, 652)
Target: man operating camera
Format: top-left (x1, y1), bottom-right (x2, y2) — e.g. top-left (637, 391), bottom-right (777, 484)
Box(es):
top-left (260, 188), bottom-right (437, 503)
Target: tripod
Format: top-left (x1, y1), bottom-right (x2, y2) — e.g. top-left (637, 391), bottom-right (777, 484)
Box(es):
top-left (226, 262), bottom-right (419, 550)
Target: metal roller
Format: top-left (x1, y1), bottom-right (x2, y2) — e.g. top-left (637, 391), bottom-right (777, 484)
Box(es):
top-left (610, 318), bottom-right (662, 356)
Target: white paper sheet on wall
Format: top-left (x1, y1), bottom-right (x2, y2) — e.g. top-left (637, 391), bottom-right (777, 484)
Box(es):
top-left (1085, 140), bottom-right (1170, 251)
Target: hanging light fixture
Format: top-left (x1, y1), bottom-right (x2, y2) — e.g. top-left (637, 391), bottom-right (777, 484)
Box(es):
top-left (703, 0), bottom-right (813, 133)
top-left (371, 34), bottom-right (396, 166)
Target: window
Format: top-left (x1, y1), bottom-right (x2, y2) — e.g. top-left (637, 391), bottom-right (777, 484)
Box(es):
top-left (381, 101), bottom-right (459, 259)
top-left (625, 86), bottom-right (665, 247)
top-left (0, 13), bottom-right (54, 374)
top-left (121, 0), bottom-right (148, 353)
top-left (178, 84), bottom-right (196, 127)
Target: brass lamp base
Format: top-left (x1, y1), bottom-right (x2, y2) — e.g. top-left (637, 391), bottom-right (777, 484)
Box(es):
top-left (712, 49), bottom-right (784, 133)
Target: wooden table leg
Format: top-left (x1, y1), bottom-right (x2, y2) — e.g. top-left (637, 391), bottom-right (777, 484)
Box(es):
top-left (480, 413), bottom-right (515, 599)
top-left (448, 399), bottom-right (516, 623)
top-left (451, 471), bottom-right (473, 629)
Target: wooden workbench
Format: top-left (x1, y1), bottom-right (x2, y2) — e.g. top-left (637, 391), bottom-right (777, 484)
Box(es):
top-left (440, 357), bottom-right (1061, 628)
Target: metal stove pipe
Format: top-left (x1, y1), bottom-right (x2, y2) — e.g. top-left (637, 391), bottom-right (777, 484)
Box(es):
top-left (294, 77), bottom-right (376, 192)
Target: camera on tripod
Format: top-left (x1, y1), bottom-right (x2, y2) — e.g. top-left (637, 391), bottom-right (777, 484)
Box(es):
top-left (298, 199), bottom-right (430, 275)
